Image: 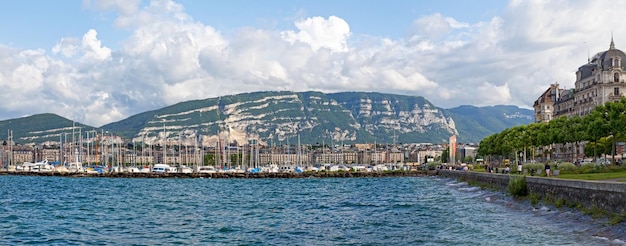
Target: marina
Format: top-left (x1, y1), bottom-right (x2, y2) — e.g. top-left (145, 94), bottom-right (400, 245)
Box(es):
top-left (0, 168), bottom-right (430, 179)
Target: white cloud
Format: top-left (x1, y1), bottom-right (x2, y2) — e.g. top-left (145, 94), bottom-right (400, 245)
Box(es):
top-left (476, 82), bottom-right (512, 106)
top-left (3, 0), bottom-right (626, 127)
top-left (52, 38), bottom-right (80, 58)
top-left (52, 29), bottom-right (111, 62)
top-left (82, 29), bottom-right (112, 61)
top-left (281, 16), bottom-right (351, 53)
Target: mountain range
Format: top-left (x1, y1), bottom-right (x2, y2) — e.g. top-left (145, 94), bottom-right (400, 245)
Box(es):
top-left (0, 91), bottom-right (533, 145)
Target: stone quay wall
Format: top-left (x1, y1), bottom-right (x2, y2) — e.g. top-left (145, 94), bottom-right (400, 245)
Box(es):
top-left (438, 170), bottom-right (626, 215)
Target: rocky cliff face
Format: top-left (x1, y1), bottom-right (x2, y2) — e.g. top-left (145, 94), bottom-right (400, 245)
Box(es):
top-left (329, 92), bottom-right (458, 141)
top-left (117, 91), bottom-right (461, 146)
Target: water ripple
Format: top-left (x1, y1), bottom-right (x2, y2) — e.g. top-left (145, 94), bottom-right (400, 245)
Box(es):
top-left (0, 176), bottom-right (622, 245)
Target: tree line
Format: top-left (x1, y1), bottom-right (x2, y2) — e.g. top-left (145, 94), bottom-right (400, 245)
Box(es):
top-left (477, 98), bottom-right (626, 165)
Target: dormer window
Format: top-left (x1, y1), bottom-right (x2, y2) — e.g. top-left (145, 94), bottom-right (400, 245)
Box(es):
top-left (613, 57), bottom-right (622, 67)
top-left (615, 73), bottom-right (620, 82)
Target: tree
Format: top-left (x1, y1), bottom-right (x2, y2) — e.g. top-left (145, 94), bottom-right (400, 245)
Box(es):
top-left (567, 116), bottom-right (586, 162)
top-left (441, 147), bottom-right (449, 164)
top-left (586, 108), bottom-right (610, 160)
top-left (601, 99), bottom-right (626, 163)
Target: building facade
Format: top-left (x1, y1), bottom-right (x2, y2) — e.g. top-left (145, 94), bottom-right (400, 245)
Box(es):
top-left (534, 83), bottom-right (560, 123)
top-left (537, 38), bottom-right (626, 121)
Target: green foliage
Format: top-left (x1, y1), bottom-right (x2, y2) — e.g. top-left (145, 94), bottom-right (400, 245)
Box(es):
top-left (529, 193), bottom-right (541, 206)
top-left (441, 147), bottom-right (449, 163)
top-left (523, 163), bottom-right (544, 172)
top-left (578, 163), bottom-right (602, 174)
top-left (554, 198), bottom-right (566, 208)
top-left (609, 213), bottom-right (626, 225)
top-left (581, 206), bottom-right (608, 219)
top-left (506, 175), bottom-right (527, 197)
top-left (556, 163), bottom-right (576, 173)
top-left (204, 154), bottom-right (216, 165)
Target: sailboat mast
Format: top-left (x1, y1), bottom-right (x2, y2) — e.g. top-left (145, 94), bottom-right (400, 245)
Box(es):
top-left (163, 121), bottom-right (166, 165)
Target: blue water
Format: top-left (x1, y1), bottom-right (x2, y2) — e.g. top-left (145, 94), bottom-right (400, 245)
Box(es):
top-left (0, 175), bottom-right (623, 245)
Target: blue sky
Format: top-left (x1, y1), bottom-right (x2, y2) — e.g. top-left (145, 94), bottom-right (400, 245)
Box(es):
top-left (0, 0), bottom-right (622, 126)
top-left (0, 0), bottom-right (505, 49)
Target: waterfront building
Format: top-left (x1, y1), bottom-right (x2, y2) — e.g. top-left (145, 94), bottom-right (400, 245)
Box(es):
top-left (12, 146), bottom-right (34, 164)
top-left (341, 150), bottom-right (358, 164)
top-left (536, 38), bottom-right (626, 121)
top-left (457, 145), bottom-right (477, 163)
top-left (534, 38), bottom-right (626, 161)
top-left (553, 88), bottom-right (575, 118)
top-left (387, 147), bottom-right (404, 163)
top-left (407, 148), bottom-right (444, 164)
top-left (534, 83), bottom-right (560, 123)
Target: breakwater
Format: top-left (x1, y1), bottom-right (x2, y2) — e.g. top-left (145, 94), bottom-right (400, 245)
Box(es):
top-left (0, 170), bottom-right (434, 179)
top-left (437, 169), bottom-right (626, 215)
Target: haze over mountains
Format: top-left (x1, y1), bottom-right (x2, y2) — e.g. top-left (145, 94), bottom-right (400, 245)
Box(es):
top-left (0, 91), bottom-right (533, 145)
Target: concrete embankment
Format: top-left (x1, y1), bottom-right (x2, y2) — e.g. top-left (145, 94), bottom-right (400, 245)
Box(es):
top-left (0, 170), bottom-right (436, 179)
top-left (438, 170), bottom-right (626, 215)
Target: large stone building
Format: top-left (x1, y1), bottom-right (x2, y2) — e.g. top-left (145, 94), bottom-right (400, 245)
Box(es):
top-left (533, 82), bottom-right (560, 123)
top-left (536, 38), bottom-right (626, 122)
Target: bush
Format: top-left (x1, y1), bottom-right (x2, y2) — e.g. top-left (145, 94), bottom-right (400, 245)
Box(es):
top-left (556, 163), bottom-right (577, 174)
top-left (604, 164), bottom-right (626, 172)
top-left (523, 163), bottom-right (544, 172)
top-left (507, 175), bottom-right (527, 197)
top-left (529, 193), bottom-right (540, 206)
top-left (578, 162), bottom-right (601, 174)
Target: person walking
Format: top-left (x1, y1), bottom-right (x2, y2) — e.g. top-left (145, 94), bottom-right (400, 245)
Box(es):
top-left (517, 161), bottom-right (523, 174)
top-left (545, 162), bottom-right (551, 177)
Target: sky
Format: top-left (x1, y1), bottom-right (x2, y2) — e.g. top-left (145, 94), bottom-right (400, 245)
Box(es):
top-left (0, 0), bottom-right (623, 127)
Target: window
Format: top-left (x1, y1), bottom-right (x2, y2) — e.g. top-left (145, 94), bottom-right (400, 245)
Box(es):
top-left (615, 87), bottom-right (620, 96)
top-left (615, 73), bottom-right (620, 82)
top-left (614, 58), bottom-right (621, 67)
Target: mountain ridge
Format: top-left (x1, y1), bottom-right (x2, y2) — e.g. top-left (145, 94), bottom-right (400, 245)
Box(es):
top-left (0, 91), bottom-right (533, 145)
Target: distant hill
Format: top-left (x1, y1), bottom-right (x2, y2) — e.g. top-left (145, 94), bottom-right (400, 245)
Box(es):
top-left (0, 113), bottom-right (97, 144)
top-left (445, 105), bottom-right (534, 143)
top-left (0, 92), bottom-right (534, 145)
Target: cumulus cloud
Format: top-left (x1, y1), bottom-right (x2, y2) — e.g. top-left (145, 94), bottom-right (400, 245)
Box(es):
top-left (281, 16), bottom-right (351, 53)
top-left (2, 0), bottom-right (626, 126)
top-left (53, 29), bottom-right (111, 62)
top-left (82, 29), bottom-right (112, 61)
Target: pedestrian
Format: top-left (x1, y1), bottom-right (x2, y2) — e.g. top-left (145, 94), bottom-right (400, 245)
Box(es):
top-left (517, 161), bottom-right (523, 174)
top-left (545, 162), bottom-right (551, 177)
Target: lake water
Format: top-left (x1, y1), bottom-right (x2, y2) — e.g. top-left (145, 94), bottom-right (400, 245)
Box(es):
top-left (0, 175), bottom-right (624, 245)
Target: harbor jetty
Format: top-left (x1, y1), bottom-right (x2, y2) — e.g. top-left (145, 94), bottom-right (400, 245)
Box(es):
top-left (0, 170), bottom-right (435, 178)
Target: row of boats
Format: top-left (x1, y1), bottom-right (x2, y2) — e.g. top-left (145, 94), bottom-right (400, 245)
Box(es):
top-left (7, 160), bottom-right (396, 174)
